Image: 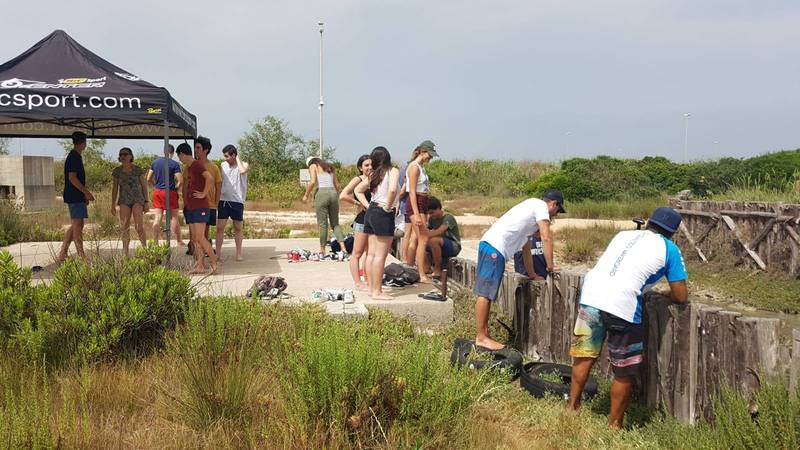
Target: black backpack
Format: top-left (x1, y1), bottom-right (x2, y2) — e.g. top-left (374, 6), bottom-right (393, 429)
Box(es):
top-left (383, 263), bottom-right (420, 285)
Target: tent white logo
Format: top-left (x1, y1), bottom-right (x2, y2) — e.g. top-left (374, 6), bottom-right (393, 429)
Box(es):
top-left (0, 78), bottom-right (47, 89)
top-left (114, 72), bottom-right (140, 81)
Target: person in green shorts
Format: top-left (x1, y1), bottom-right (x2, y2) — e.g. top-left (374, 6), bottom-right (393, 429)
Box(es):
top-left (302, 157), bottom-right (346, 254)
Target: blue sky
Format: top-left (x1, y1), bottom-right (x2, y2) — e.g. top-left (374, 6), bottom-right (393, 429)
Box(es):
top-left (2, 0), bottom-right (798, 163)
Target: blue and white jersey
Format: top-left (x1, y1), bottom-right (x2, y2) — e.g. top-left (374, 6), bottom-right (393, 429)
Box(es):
top-left (579, 230), bottom-right (687, 324)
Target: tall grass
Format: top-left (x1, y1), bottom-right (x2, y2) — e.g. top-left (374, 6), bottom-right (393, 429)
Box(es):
top-left (564, 196), bottom-right (666, 220)
top-left (711, 172), bottom-right (800, 203)
top-left (558, 225), bottom-right (621, 263)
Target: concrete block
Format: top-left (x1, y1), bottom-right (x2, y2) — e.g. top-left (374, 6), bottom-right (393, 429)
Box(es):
top-left (325, 302), bottom-right (369, 320)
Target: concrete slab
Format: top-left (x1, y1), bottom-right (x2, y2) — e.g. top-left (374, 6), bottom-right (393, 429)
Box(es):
top-left (2, 238), bottom-right (453, 326)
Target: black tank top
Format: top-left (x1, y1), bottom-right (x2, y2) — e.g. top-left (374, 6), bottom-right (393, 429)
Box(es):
top-left (355, 191), bottom-right (372, 224)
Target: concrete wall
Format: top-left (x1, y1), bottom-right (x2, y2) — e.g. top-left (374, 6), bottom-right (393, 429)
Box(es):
top-left (0, 155), bottom-right (55, 210)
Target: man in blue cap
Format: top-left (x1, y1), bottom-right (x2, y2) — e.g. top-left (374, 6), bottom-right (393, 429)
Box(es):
top-left (566, 207), bottom-right (689, 429)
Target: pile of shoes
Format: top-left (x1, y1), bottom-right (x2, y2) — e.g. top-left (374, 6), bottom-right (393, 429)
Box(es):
top-left (310, 288), bottom-right (355, 304)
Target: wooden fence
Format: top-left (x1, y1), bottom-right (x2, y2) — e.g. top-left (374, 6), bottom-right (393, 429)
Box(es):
top-left (446, 257), bottom-right (797, 424)
top-left (669, 199), bottom-right (800, 274)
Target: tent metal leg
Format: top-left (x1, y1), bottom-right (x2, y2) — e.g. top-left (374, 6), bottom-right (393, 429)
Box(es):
top-left (163, 119), bottom-right (171, 263)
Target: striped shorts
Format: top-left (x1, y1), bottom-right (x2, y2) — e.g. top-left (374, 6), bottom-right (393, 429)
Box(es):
top-left (570, 304), bottom-right (644, 377)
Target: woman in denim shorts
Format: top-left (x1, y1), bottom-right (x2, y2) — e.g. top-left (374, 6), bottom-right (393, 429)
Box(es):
top-left (339, 154), bottom-right (373, 290)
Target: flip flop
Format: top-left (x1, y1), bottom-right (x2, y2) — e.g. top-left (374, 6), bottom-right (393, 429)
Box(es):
top-left (418, 291), bottom-right (446, 301)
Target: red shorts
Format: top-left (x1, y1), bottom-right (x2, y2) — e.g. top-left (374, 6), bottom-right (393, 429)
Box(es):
top-left (152, 188), bottom-right (179, 210)
top-left (404, 193), bottom-right (430, 216)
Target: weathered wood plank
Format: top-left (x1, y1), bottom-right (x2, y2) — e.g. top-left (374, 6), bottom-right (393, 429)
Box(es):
top-left (791, 329), bottom-right (800, 392)
top-left (748, 218), bottom-right (777, 250)
top-left (696, 305), bottom-right (723, 422)
top-left (721, 215), bottom-right (767, 270)
top-left (694, 217), bottom-right (720, 246)
top-left (675, 209), bottom-right (720, 219)
top-left (679, 221), bottom-right (708, 263)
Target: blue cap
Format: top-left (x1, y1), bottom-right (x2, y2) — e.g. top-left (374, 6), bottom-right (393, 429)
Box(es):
top-left (648, 207), bottom-right (682, 233)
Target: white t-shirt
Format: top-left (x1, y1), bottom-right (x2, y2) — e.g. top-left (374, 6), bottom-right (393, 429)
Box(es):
top-left (580, 230), bottom-right (688, 324)
top-left (480, 198), bottom-right (551, 261)
top-left (219, 161), bottom-right (248, 204)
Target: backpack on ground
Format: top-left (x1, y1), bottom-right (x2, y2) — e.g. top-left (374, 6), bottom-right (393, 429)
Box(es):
top-left (248, 276), bottom-right (288, 300)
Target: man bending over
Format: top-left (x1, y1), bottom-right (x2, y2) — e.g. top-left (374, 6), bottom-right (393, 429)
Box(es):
top-left (567, 207), bottom-right (688, 429)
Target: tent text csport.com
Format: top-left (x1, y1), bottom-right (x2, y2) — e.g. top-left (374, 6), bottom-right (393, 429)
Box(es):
top-left (0, 92), bottom-right (142, 110)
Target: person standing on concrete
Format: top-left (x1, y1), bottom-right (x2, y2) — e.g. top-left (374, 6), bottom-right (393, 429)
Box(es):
top-left (355, 146), bottom-right (400, 300)
top-left (474, 190), bottom-right (565, 350)
top-left (404, 140), bottom-right (438, 283)
top-left (216, 144), bottom-right (249, 261)
top-left (567, 207), bottom-right (688, 429)
top-left (147, 144), bottom-right (184, 246)
top-left (302, 157), bottom-right (345, 254)
top-left (57, 131), bottom-right (94, 262)
top-left (339, 154), bottom-right (373, 290)
top-left (177, 144), bottom-right (217, 274)
top-left (194, 136), bottom-right (222, 253)
top-left (111, 147), bottom-right (148, 256)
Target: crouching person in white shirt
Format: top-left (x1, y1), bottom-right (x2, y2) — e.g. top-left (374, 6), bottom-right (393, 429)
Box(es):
top-left (474, 189), bottom-right (565, 350)
top-left (566, 207), bottom-right (689, 429)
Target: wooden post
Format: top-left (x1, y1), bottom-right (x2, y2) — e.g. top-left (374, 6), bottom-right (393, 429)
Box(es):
top-left (696, 305), bottom-right (723, 422)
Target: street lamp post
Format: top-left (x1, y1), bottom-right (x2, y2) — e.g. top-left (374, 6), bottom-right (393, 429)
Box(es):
top-left (318, 20), bottom-right (324, 158)
top-left (683, 113), bottom-right (691, 161)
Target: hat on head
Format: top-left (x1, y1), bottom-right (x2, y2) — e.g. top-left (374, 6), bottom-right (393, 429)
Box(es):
top-left (418, 140), bottom-right (438, 158)
top-left (542, 189), bottom-right (566, 214)
top-left (306, 156), bottom-right (315, 167)
top-left (648, 207), bottom-right (682, 233)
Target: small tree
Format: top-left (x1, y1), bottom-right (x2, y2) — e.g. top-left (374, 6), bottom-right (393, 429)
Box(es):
top-left (237, 116), bottom-right (336, 184)
top-left (0, 137), bottom-right (10, 155)
top-left (57, 138), bottom-right (108, 163)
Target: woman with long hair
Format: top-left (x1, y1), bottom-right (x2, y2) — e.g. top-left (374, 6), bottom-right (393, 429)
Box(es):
top-left (111, 147), bottom-right (149, 256)
top-left (355, 147), bottom-right (400, 300)
top-left (404, 140), bottom-right (438, 282)
top-left (339, 154), bottom-right (372, 290)
top-left (303, 157), bottom-right (345, 253)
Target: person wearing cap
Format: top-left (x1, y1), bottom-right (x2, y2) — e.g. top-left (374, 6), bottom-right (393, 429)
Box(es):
top-left (57, 131), bottom-right (95, 262)
top-left (403, 140), bottom-right (438, 282)
top-left (302, 156), bottom-right (346, 254)
top-left (474, 190), bottom-right (565, 350)
top-left (111, 147), bottom-right (149, 256)
top-left (567, 207), bottom-right (688, 429)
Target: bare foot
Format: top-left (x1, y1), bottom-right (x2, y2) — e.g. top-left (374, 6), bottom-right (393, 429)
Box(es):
top-left (209, 259), bottom-right (219, 274)
top-left (356, 283), bottom-right (370, 292)
top-left (474, 336), bottom-right (505, 351)
top-left (177, 241), bottom-right (187, 247)
top-left (371, 292), bottom-right (393, 300)
top-left (419, 277), bottom-right (434, 284)
top-left (189, 267), bottom-right (205, 274)
top-left (235, 255), bottom-right (244, 262)
top-left (432, 272), bottom-right (442, 279)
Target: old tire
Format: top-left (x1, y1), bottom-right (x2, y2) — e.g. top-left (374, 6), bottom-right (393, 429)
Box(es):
top-left (450, 338), bottom-right (523, 379)
top-left (519, 362), bottom-right (598, 401)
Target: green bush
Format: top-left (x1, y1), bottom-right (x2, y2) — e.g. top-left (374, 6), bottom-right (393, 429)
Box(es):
top-left (0, 244), bottom-right (196, 365)
top-left (427, 159), bottom-right (555, 196)
top-left (168, 296), bottom-right (268, 428)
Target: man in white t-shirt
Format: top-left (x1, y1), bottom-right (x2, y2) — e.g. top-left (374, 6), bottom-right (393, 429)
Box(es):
top-left (215, 144), bottom-right (249, 261)
top-left (474, 189), bottom-right (565, 350)
top-left (566, 207), bottom-right (688, 429)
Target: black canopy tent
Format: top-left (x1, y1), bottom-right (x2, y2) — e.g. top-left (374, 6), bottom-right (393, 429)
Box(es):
top-left (0, 29), bottom-right (197, 245)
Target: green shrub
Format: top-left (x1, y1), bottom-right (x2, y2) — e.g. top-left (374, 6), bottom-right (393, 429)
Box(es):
top-left (168, 296), bottom-right (268, 428)
top-left (427, 159), bottom-right (555, 196)
top-left (0, 244), bottom-right (195, 365)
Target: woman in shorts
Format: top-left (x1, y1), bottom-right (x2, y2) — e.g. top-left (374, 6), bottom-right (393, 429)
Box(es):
top-left (111, 147), bottom-right (149, 256)
top-left (355, 147), bottom-right (400, 300)
top-left (339, 154), bottom-right (372, 290)
top-left (404, 140), bottom-right (438, 282)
